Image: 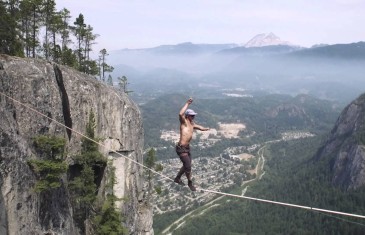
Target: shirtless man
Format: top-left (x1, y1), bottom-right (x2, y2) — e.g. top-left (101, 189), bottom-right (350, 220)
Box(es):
top-left (174, 98), bottom-right (209, 191)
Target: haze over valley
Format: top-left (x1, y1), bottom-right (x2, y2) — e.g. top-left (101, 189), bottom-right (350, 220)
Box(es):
top-left (127, 34), bottom-right (365, 234)
top-left (109, 33), bottom-right (365, 105)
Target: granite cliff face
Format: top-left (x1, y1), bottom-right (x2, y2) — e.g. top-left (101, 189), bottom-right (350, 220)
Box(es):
top-left (315, 93), bottom-right (365, 190)
top-left (0, 55), bottom-right (152, 234)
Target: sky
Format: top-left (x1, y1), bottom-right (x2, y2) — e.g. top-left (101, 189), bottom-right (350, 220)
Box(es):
top-left (56, 0), bottom-right (365, 53)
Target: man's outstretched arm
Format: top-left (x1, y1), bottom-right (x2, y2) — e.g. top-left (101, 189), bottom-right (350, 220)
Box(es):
top-left (194, 124), bottom-right (210, 131)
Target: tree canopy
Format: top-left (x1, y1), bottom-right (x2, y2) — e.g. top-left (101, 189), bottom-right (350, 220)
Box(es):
top-left (0, 0), bottom-right (106, 78)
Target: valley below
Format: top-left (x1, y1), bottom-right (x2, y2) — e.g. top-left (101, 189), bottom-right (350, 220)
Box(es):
top-left (151, 129), bottom-right (315, 234)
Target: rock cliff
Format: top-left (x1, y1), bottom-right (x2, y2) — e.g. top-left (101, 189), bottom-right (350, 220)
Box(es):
top-left (315, 93), bottom-right (365, 190)
top-left (0, 55), bottom-right (153, 234)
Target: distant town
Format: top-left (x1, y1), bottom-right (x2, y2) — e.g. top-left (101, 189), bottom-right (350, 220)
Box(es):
top-left (150, 124), bottom-right (315, 215)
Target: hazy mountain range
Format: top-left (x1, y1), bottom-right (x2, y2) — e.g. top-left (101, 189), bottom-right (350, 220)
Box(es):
top-left (108, 33), bottom-right (365, 104)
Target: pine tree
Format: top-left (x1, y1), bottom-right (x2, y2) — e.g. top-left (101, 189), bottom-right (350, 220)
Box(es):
top-left (56, 7), bottom-right (77, 67)
top-left (42, 0), bottom-right (56, 60)
top-left (69, 110), bottom-right (106, 232)
top-left (83, 25), bottom-right (99, 75)
top-left (82, 110), bottom-right (97, 153)
top-left (1, 1), bottom-right (108, 75)
top-left (107, 74), bottom-right (113, 86)
top-left (118, 76), bottom-right (133, 94)
top-left (84, 25), bottom-right (98, 61)
top-left (17, 0), bottom-right (45, 58)
top-left (28, 135), bottom-right (67, 192)
top-left (99, 48), bottom-right (114, 81)
top-left (0, 1), bottom-right (23, 56)
top-left (93, 164), bottom-right (127, 235)
top-left (144, 148), bottom-right (163, 200)
top-left (73, 13), bottom-right (86, 71)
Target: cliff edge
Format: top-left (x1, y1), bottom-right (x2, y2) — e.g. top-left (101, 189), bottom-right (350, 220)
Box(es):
top-left (0, 55), bottom-right (152, 234)
top-left (315, 93), bottom-right (365, 190)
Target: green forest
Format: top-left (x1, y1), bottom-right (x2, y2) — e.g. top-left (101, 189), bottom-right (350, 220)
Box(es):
top-left (154, 136), bottom-right (365, 234)
top-left (141, 93), bottom-right (342, 160)
top-left (0, 0), bottom-right (114, 81)
top-left (147, 94), bottom-right (365, 234)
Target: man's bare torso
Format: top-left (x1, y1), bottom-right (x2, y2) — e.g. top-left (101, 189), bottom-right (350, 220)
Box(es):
top-left (179, 120), bottom-right (194, 146)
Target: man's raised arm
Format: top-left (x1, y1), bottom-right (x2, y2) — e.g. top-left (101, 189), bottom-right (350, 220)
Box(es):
top-left (179, 98), bottom-right (193, 122)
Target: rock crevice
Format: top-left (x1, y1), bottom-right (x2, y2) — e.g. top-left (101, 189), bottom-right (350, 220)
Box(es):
top-left (53, 64), bottom-right (72, 140)
top-left (0, 55), bottom-right (152, 235)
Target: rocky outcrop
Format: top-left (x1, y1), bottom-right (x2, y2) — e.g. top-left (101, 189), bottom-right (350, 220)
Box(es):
top-left (315, 93), bottom-right (365, 190)
top-left (265, 103), bottom-right (308, 119)
top-left (0, 55), bottom-right (153, 234)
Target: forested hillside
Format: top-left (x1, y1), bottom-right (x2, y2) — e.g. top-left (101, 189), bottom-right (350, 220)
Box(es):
top-left (169, 136), bottom-right (365, 234)
top-left (151, 93), bottom-right (365, 234)
top-left (141, 93), bottom-right (341, 150)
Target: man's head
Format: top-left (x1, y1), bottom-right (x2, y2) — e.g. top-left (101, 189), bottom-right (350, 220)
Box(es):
top-left (185, 109), bottom-right (197, 119)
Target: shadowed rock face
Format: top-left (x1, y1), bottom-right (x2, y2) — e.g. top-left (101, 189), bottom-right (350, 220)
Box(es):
top-left (0, 55), bottom-right (152, 234)
top-left (315, 93), bottom-right (365, 190)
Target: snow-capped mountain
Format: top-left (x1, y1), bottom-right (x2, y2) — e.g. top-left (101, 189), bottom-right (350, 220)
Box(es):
top-left (244, 32), bottom-right (292, 48)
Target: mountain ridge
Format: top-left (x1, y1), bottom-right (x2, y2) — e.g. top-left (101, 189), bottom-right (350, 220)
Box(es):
top-left (110, 40), bottom-right (365, 60)
top-left (108, 39), bottom-right (365, 105)
top-left (112, 42), bottom-right (239, 55)
top-left (112, 32), bottom-right (295, 53)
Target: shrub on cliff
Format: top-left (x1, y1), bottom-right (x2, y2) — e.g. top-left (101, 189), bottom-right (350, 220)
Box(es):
top-left (28, 135), bottom-right (68, 192)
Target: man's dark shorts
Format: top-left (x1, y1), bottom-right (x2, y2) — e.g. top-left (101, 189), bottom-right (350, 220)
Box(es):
top-left (176, 144), bottom-right (191, 173)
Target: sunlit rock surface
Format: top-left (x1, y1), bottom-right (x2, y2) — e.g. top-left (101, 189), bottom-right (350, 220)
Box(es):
top-left (0, 55), bottom-right (152, 234)
top-left (315, 93), bottom-right (365, 190)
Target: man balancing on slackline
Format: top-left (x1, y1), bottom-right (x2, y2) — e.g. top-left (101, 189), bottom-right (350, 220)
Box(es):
top-left (174, 98), bottom-right (210, 191)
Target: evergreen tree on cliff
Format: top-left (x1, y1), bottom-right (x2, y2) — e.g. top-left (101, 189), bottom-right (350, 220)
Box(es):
top-left (72, 13), bottom-right (86, 71)
top-left (0, 1), bottom-right (23, 56)
top-left (69, 110), bottom-right (106, 232)
top-left (1, 1), bottom-right (107, 76)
